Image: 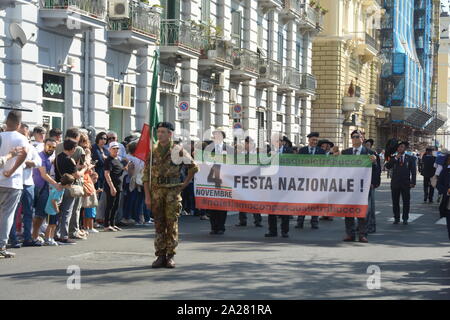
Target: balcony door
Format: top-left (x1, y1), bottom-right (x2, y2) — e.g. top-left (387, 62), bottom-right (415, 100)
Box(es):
top-left (161, 0), bottom-right (180, 19)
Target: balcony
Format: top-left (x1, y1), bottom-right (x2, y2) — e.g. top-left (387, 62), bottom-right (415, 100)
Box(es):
top-left (0, 0), bottom-right (31, 9)
top-left (199, 39), bottom-right (234, 71)
top-left (107, 1), bottom-right (160, 49)
top-left (230, 48), bottom-right (260, 81)
top-left (280, 0), bottom-right (302, 21)
top-left (160, 19), bottom-right (204, 60)
top-left (39, 0), bottom-right (107, 32)
top-left (356, 33), bottom-right (379, 58)
top-left (278, 66), bottom-right (301, 92)
top-left (296, 73), bottom-right (317, 96)
top-left (256, 58), bottom-right (282, 87)
top-left (257, 0), bottom-right (283, 10)
top-left (299, 6), bottom-right (324, 31)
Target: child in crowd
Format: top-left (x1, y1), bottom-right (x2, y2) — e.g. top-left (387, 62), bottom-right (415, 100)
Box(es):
top-left (83, 171), bottom-right (101, 233)
top-left (44, 173), bottom-right (75, 246)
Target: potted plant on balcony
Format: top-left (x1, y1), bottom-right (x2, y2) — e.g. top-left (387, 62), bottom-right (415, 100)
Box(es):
top-left (148, 3), bottom-right (163, 14)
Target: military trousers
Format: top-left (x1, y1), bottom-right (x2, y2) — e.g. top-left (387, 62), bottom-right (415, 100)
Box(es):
top-left (151, 186), bottom-right (182, 257)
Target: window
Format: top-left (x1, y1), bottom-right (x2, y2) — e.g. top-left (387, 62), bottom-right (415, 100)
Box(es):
top-left (232, 11), bottom-right (242, 48)
top-left (277, 31), bottom-right (283, 64)
top-left (201, 0), bottom-right (210, 25)
top-left (296, 41), bottom-right (302, 70)
top-left (161, 0), bottom-right (180, 20)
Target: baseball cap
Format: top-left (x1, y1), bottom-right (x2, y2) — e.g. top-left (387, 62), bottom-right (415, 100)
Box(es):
top-left (109, 141), bottom-right (120, 149)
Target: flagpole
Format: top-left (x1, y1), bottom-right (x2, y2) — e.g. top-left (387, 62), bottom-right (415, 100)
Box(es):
top-left (148, 49), bottom-right (159, 198)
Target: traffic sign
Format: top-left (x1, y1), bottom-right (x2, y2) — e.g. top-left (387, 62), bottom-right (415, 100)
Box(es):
top-left (178, 101), bottom-right (190, 120)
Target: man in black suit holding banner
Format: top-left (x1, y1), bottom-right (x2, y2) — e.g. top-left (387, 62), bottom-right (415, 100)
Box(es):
top-left (341, 130), bottom-right (378, 243)
top-left (295, 132), bottom-right (326, 230)
top-left (265, 132), bottom-right (292, 238)
top-left (207, 127), bottom-right (234, 235)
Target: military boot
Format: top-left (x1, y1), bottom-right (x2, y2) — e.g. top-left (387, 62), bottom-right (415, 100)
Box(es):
top-left (152, 256), bottom-right (167, 268)
top-left (166, 254), bottom-right (176, 268)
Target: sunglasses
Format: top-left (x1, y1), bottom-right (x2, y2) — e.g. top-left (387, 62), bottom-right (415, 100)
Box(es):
top-left (351, 135), bottom-right (361, 139)
top-left (100, 137), bottom-right (107, 140)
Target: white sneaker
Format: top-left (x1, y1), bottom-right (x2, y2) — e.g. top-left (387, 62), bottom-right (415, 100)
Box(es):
top-left (44, 239), bottom-right (58, 246)
top-left (88, 228), bottom-right (99, 233)
top-left (144, 220), bottom-right (154, 225)
top-left (36, 236), bottom-right (45, 244)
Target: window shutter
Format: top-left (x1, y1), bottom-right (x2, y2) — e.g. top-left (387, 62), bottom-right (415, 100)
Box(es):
top-left (232, 11), bottom-right (242, 48)
top-left (201, 0), bottom-right (210, 24)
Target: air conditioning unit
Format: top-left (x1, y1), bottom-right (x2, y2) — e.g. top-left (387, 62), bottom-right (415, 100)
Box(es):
top-left (230, 88), bottom-right (237, 103)
top-left (259, 61), bottom-right (268, 76)
top-left (109, 0), bottom-right (129, 20)
top-left (110, 82), bottom-right (135, 109)
top-left (214, 72), bottom-right (225, 88)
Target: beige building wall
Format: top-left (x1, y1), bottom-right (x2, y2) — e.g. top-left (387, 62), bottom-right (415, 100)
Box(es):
top-left (311, 0), bottom-right (384, 150)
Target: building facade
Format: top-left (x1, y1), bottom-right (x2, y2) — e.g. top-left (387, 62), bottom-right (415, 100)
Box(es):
top-left (378, 0), bottom-right (443, 150)
top-left (0, 0), bottom-right (161, 140)
top-left (0, 0), bottom-right (323, 146)
top-left (437, 8), bottom-right (450, 149)
top-left (311, 0), bottom-right (385, 150)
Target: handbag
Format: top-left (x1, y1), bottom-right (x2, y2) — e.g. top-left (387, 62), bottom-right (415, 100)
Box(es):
top-left (82, 193), bottom-right (98, 209)
top-left (55, 155), bottom-right (84, 198)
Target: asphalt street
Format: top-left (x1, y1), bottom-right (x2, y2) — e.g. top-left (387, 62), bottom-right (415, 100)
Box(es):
top-left (1, 174), bottom-right (450, 300)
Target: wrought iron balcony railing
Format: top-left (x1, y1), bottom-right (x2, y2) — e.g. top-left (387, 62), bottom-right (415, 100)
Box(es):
top-left (304, 6), bottom-right (324, 28)
top-left (232, 48), bottom-right (260, 74)
top-left (41, 0), bottom-right (106, 19)
top-left (200, 39), bottom-right (233, 65)
top-left (365, 33), bottom-right (380, 51)
top-left (258, 58), bottom-right (283, 83)
top-left (300, 73), bottom-right (316, 91)
top-left (160, 19), bottom-right (204, 51)
top-left (108, 1), bottom-right (160, 38)
top-left (282, 67), bottom-right (301, 89)
top-left (283, 0), bottom-right (302, 16)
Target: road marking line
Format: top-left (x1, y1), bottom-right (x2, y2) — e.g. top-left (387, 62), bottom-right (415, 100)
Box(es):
top-left (388, 213), bottom-right (423, 223)
top-left (436, 218), bottom-right (447, 225)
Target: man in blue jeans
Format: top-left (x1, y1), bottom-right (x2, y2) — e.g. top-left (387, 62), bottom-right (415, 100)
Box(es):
top-left (0, 111), bottom-right (29, 258)
top-left (9, 123), bottom-right (42, 248)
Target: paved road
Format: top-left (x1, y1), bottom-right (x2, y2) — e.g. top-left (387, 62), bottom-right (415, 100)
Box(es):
top-left (1, 175), bottom-right (450, 300)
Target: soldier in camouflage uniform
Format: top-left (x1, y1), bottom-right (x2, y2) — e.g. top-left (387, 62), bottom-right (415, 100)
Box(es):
top-left (143, 122), bottom-right (199, 269)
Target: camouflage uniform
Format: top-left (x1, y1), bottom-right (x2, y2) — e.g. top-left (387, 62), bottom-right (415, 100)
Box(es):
top-left (143, 141), bottom-right (199, 257)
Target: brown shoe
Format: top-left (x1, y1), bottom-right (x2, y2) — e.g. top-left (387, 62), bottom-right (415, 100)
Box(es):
top-left (166, 254), bottom-right (176, 268)
top-left (359, 236), bottom-right (369, 243)
top-left (343, 236), bottom-right (356, 242)
top-left (151, 256), bottom-right (167, 268)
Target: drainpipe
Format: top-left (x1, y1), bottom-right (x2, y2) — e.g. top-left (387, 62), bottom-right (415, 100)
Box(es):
top-left (83, 30), bottom-right (90, 128)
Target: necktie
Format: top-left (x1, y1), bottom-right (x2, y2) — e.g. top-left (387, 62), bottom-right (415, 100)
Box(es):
top-left (310, 147), bottom-right (314, 155)
top-left (400, 156), bottom-right (404, 166)
top-left (353, 148), bottom-right (357, 155)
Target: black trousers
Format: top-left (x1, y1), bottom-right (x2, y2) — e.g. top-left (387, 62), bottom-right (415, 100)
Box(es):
top-left (296, 215), bottom-right (319, 226)
top-left (239, 212), bottom-right (262, 225)
top-left (391, 185), bottom-right (411, 221)
top-left (105, 188), bottom-right (121, 228)
top-left (268, 215), bottom-right (289, 235)
top-left (209, 210), bottom-right (227, 232)
top-left (423, 176), bottom-right (434, 201)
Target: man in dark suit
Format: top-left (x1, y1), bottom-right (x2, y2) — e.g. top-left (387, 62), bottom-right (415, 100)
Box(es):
top-left (207, 127), bottom-right (234, 235)
top-left (341, 130), bottom-right (378, 243)
top-left (236, 136), bottom-right (263, 227)
top-left (296, 132), bottom-right (326, 229)
top-left (385, 140), bottom-right (416, 225)
top-left (265, 133), bottom-right (292, 238)
top-left (363, 138), bottom-right (382, 233)
top-left (419, 147), bottom-right (436, 203)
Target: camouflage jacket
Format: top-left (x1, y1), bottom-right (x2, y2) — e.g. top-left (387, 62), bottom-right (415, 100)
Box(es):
top-left (142, 141), bottom-right (199, 188)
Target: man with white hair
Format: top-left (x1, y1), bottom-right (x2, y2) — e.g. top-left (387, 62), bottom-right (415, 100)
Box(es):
top-left (265, 132), bottom-right (292, 238)
top-left (106, 131), bottom-right (127, 161)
